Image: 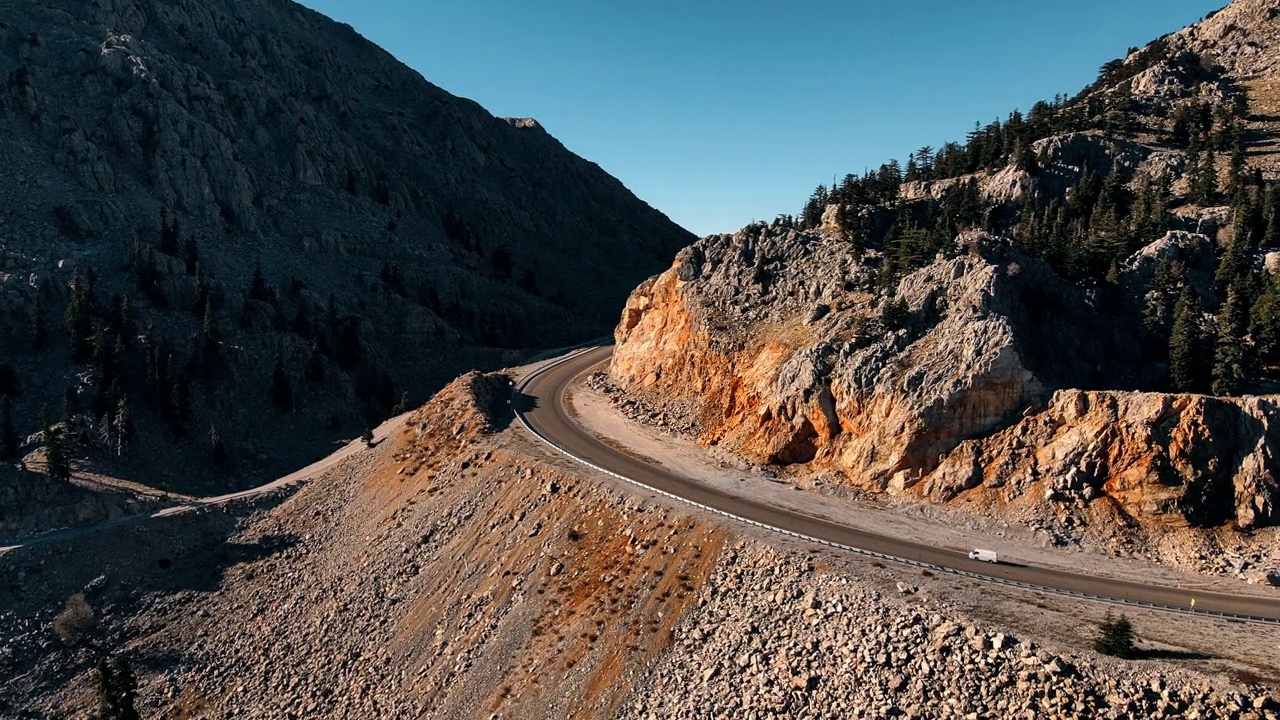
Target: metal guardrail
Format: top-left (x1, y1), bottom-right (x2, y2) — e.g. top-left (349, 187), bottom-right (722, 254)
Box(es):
top-left (513, 348), bottom-right (1280, 627)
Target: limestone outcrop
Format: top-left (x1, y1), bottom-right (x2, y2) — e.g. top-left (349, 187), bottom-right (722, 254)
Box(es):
top-left (611, 224), bottom-right (1280, 531)
top-left (928, 391), bottom-right (1280, 530)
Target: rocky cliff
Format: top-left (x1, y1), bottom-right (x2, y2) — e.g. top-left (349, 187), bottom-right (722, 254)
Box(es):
top-left (611, 225), bottom-right (1279, 532)
top-left (608, 0), bottom-right (1280, 538)
top-left (0, 0), bottom-right (692, 498)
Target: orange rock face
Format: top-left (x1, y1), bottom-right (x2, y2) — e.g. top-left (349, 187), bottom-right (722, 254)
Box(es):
top-left (928, 391), bottom-right (1280, 529)
top-left (610, 229), bottom-right (1279, 531)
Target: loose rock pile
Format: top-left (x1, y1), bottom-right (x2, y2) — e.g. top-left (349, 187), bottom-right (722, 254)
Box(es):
top-left (587, 370), bottom-right (700, 437)
top-left (620, 545), bottom-right (1279, 720)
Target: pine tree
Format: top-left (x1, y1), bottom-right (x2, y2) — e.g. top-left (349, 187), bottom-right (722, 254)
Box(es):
top-left (43, 417), bottom-right (70, 481)
top-left (1105, 258), bottom-right (1121, 285)
top-left (1170, 287), bottom-right (1207, 393)
top-left (183, 236), bottom-right (200, 275)
top-left (111, 396), bottom-right (131, 457)
top-left (1251, 277), bottom-right (1280, 367)
top-left (89, 329), bottom-right (116, 417)
top-left (29, 294), bottom-right (48, 351)
top-left (113, 294), bottom-right (135, 348)
top-left (91, 657), bottom-right (140, 720)
top-left (202, 303), bottom-right (220, 368)
top-left (272, 351), bottom-right (293, 411)
top-left (169, 374), bottom-right (191, 434)
top-left (1, 395), bottom-right (18, 460)
top-left (1192, 146), bottom-right (1218, 205)
top-left (249, 259), bottom-right (271, 302)
top-left (210, 424), bottom-right (227, 468)
top-left (134, 247), bottom-right (167, 307)
top-left (64, 276), bottom-right (95, 363)
top-left (800, 185), bottom-right (828, 229)
top-left (192, 263), bottom-right (209, 318)
top-left (1131, 172), bottom-right (1171, 242)
top-left (880, 296), bottom-right (910, 331)
top-left (62, 386), bottom-right (78, 424)
top-left (159, 210), bottom-right (179, 256)
top-left (1170, 103), bottom-right (1196, 147)
top-left (182, 336), bottom-right (201, 380)
top-left (1212, 289), bottom-right (1250, 396)
top-left (914, 146), bottom-right (935, 179)
top-left (304, 343), bottom-right (326, 386)
top-left (1215, 222), bottom-right (1256, 292)
top-left (1227, 136), bottom-right (1249, 204)
top-left (1148, 172), bottom-right (1172, 234)
top-left (1093, 613), bottom-right (1136, 658)
top-left (1087, 166), bottom-right (1130, 275)
top-left (293, 302), bottom-right (313, 339)
top-left (1265, 185), bottom-right (1280, 246)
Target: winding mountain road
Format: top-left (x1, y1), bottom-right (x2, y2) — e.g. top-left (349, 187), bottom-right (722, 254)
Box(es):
top-left (516, 344), bottom-right (1280, 625)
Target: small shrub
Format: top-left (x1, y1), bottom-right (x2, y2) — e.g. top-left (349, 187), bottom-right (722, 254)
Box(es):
top-left (53, 593), bottom-right (95, 645)
top-left (881, 296), bottom-right (910, 330)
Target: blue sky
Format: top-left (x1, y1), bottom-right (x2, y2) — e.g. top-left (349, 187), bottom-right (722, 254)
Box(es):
top-left (299, 0), bottom-right (1219, 236)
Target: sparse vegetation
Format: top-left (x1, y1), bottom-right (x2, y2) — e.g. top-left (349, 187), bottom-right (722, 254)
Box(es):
top-left (1093, 612), bottom-right (1136, 658)
top-left (42, 416), bottom-right (71, 481)
top-left (52, 593), bottom-right (95, 645)
top-left (90, 657), bottom-right (140, 720)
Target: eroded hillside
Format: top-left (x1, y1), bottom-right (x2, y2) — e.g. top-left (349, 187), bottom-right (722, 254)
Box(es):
top-left (2, 364), bottom-right (1276, 718)
top-left (0, 0), bottom-right (692, 510)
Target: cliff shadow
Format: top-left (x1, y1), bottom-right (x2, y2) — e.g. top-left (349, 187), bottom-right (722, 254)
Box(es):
top-left (1136, 647), bottom-right (1215, 661)
top-left (511, 391), bottom-right (540, 417)
top-left (0, 493), bottom-right (301, 620)
top-left (0, 516), bottom-right (302, 704)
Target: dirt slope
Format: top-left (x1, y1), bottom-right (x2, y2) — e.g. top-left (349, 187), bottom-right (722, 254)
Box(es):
top-left (1, 366), bottom-right (1276, 718)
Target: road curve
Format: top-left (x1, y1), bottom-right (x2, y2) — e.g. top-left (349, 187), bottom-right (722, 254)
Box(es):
top-left (517, 344), bottom-right (1280, 625)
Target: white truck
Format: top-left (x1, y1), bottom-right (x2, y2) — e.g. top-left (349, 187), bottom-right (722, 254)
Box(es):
top-left (968, 548), bottom-right (999, 563)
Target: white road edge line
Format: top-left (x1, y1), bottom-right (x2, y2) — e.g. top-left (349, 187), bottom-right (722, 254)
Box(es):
top-left (513, 347), bottom-right (1280, 627)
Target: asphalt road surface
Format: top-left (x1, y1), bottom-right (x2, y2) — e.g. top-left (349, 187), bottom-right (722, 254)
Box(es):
top-left (517, 344), bottom-right (1280, 624)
